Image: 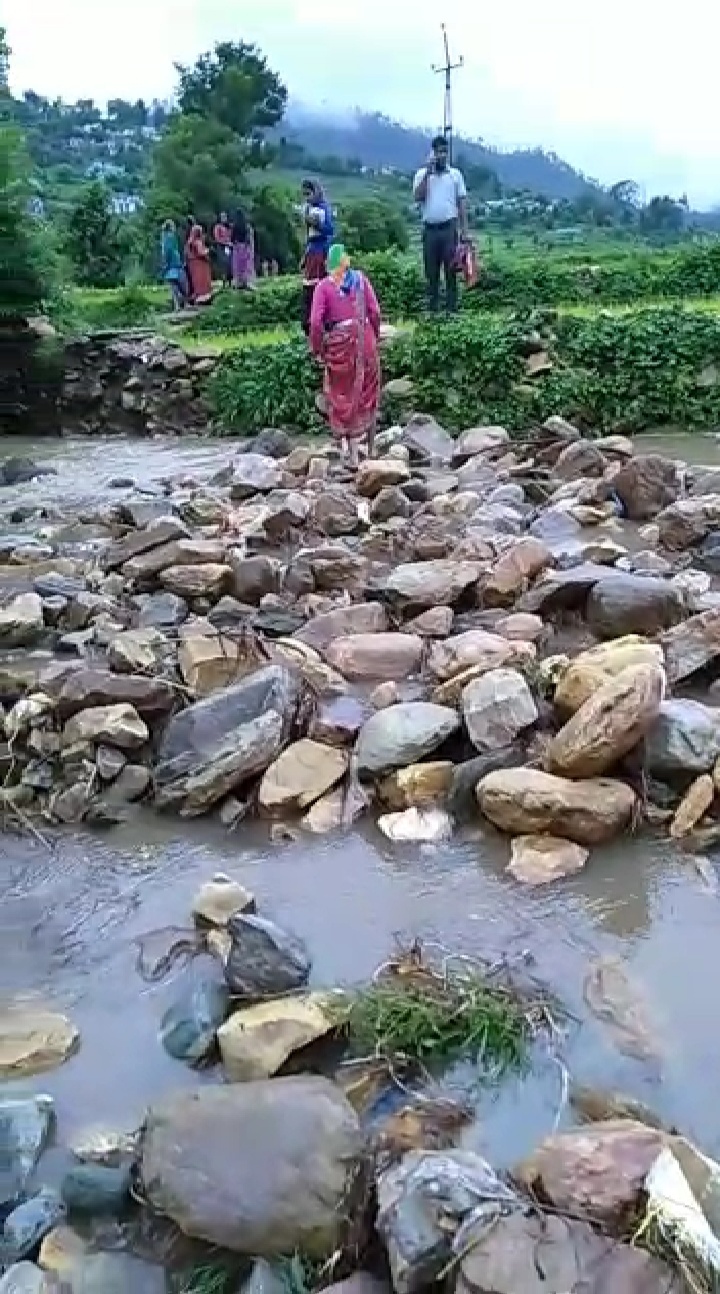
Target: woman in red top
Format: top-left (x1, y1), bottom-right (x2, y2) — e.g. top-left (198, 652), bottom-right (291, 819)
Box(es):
top-left (185, 224), bottom-right (213, 305)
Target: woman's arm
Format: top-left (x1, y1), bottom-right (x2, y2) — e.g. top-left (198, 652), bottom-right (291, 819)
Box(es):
top-left (309, 280), bottom-right (328, 356)
top-left (364, 276), bottom-right (381, 338)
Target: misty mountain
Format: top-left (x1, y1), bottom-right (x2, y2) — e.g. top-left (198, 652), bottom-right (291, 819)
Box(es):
top-left (281, 107), bottom-right (595, 200)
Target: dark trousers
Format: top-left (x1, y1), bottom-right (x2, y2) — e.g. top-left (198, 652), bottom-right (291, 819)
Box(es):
top-left (422, 220), bottom-right (458, 313)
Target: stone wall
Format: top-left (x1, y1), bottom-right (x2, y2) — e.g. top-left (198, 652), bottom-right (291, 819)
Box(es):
top-left (0, 318), bottom-right (63, 436)
top-left (60, 332), bottom-right (220, 437)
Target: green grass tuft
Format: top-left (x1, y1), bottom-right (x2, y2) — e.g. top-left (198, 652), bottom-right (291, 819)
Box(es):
top-left (176, 1265), bottom-right (235, 1294)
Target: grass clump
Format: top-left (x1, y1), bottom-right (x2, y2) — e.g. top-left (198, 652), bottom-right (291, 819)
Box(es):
top-left (176, 1266), bottom-right (235, 1294)
top-left (344, 943), bottom-right (536, 1076)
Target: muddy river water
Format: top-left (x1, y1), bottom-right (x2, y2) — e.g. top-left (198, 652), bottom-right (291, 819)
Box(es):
top-left (3, 431), bottom-right (720, 1176)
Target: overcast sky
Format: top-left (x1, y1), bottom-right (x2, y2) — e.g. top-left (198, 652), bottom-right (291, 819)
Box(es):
top-left (5, 0), bottom-right (719, 207)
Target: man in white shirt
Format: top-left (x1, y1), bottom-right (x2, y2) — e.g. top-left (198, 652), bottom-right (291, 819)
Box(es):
top-left (413, 134), bottom-right (468, 313)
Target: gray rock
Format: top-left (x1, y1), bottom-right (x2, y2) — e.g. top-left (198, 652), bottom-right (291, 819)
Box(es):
top-left (63, 1253), bottom-right (167, 1293)
top-left (0, 1264), bottom-right (55, 1293)
top-left (228, 555), bottom-right (280, 605)
top-left (103, 518), bottom-right (189, 571)
top-left (355, 703), bottom-right (460, 776)
top-left (0, 457), bottom-right (55, 486)
top-left (448, 747), bottom-right (523, 820)
top-left (401, 415), bottom-right (454, 463)
top-left (376, 1150), bottom-right (516, 1294)
top-left (224, 914), bottom-right (311, 999)
top-left (139, 1076), bottom-right (362, 1255)
top-left (516, 563), bottom-right (620, 616)
top-left (135, 592), bottom-right (188, 629)
top-left (102, 764), bottom-right (150, 803)
top-left (462, 669), bottom-right (538, 752)
top-left (250, 428), bottom-right (293, 459)
top-left (3, 1188), bottom-right (65, 1261)
top-left (0, 1096), bottom-right (54, 1210)
top-left (586, 575), bottom-right (685, 639)
top-left (0, 595), bottom-right (44, 649)
top-left (55, 669), bottom-right (175, 723)
top-left (60, 1163), bottom-right (131, 1214)
top-left (154, 664), bottom-right (300, 815)
top-left (646, 699), bottom-right (720, 776)
top-left (230, 454), bottom-right (283, 501)
top-left (612, 454), bottom-right (679, 521)
top-left (95, 745), bottom-right (126, 781)
top-left (159, 970), bottom-right (229, 1063)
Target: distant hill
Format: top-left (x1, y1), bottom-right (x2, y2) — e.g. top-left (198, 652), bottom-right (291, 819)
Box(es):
top-left (281, 107), bottom-right (595, 201)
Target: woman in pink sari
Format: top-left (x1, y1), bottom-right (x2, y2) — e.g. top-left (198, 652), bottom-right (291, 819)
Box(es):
top-left (309, 243), bottom-right (381, 468)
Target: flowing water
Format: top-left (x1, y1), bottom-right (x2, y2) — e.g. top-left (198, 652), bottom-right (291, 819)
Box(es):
top-left (3, 431), bottom-right (720, 1177)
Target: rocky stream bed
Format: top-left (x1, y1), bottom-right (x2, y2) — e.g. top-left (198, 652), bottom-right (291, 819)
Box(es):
top-left (5, 418), bottom-right (720, 1290)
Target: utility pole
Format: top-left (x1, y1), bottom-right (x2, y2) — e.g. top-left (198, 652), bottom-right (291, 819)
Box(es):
top-left (432, 24), bottom-right (463, 164)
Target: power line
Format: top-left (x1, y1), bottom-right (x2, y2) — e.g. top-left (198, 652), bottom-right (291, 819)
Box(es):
top-left (432, 24), bottom-right (463, 164)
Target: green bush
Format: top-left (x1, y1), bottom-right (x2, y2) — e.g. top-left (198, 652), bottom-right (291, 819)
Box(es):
top-left (208, 306), bottom-right (720, 436)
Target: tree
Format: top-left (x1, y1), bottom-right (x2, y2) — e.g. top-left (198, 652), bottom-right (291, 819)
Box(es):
top-left (175, 42), bottom-right (286, 143)
top-left (0, 25), bottom-right (9, 94)
top-left (250, 183), bottom-right (302, 271)
top-left (339, 198), bottom-right (409, 254)
top-left (0, 125), bottom-right (46, 317)
top-left (62, 183), bottom-right (127, 287)
top-left (150, 113), bottom-right (245, 223)
top-left (640, 195), bottom-right (685, 236)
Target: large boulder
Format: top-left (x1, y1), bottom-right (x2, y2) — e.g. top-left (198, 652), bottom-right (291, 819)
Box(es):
top-left (0, 593), bottom-right (44, 648)
top-left (461, 668), bottom-right (538, 751)
top-left (154, 664), bottom-right (300, 814)
top-left (544, 663), bottom-right (665, 778)
top-left (258, 740), bottom-right (348, 813)
top-left (139, 1077), bottom-right (362, 1255)
top-left (296, 603), bottom-right (388, 652)
top-left (384, 560), bottom-right (482, 609)
top-left (658, 495), bottom-right (720, 550)
top-left (325, 633), bottom-right (422, 682)
top-left (661, 607), bottom-right (720, 683)
top-left (645, 698), bottom-right (720, 776)
top-left (455, 1210), bottom-right (679, 1294)
top-left (477, 768), bottom-right (636, 845)
top-left (586, 575), bottom-right (685, 639)
top-left (355, 703), bottom-right (459, 776)
top-left (612, 454), bottom-right (679, 521)
top-left (513, 1119), bottom-right (664, 1230)
top-left (554, 637), bottom-right (664, 715)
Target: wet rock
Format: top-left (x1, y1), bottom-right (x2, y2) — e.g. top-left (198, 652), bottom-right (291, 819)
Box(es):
top-left (611, 453), bottom-right (679, 520)
top-left (139, 1076), bottom-right (361, 1254)
top-left (584, 955), bottom-right (659, 1062)
top-left (250, 428), bottom-right (293, 458)
top-left (229, 454), bottom-right (283, 500)
top-left (453, 425), bottom-right (509, 460)
top-left (545, 663), bottom-right (665, 778)
top-left (3, 1188), bottom-right (65, 1261)
top-left (56, 669), bottom-right (175, 722)
top-left (258, 739), bottom-right (348, 813)
top-left (586, 575), bottom-right (685, 638)
top-left (376, 1148), bottom-right (515, 1294)
top-left (60, 1252), bottom-right (167, 1293)
top-left (136, 590), bottom-right (188, 629)
top-left (0, 1007), bottom-right (79, 1079)
top-left (646, 698), bottom-right (720, 776)
top-left (658, 494), bottom-right (720, 550)
top-left (448, 748), bottom-right (522, 820)
top-left (570, 1084), bottom-right (667, 1130)
top-left (513, 1119), bottom-right (664, 1229)
top-left (101, 763), bottom-right (150, 805)
top-left (0, 1096), bottom-right (54, 1209)
top-left (159, 562), bottom-right (231, 600)
top-left (229, 554), bottom-right (280, 604)
top-left (224, 913), bottom-right (310, 998)
top-left (455, 1209), bottom-right (679, 1294)
top-left (355, 702), bottom-right (459, 776)
top-left (554, 637), bottom-right (664, 715)
top-left (384, 560), bottom-right (481, 609)
top-left (461, 668), bottom-right (538, 752)
top-left (377, 762), bottom-right (453, 810)
top-left (0, 456), bottom-right (55, 486)
top-left (154, 664), bottom-right (299, 814)
top-left (662, 607), bottom-right (720, 683)
top-left (313, 489), bottom-right (361, 536)
top-left (326, 633), bottom-right (422, 682)
top-left (670, 774), bottom-right (715, 837)
top-left (103, 517), bottom-right (190, 570)
top-left (218, 993), bottom-right (335, 1081)
top-left (428, 630), bottom-right (516, 682)
top-left (477, 768), bottom-right (636, 845)
top-left (62, 703), bottom-right (147, 750)
top-left (296, 603), bottom-right (388, 653)
top-left (159, 971), bottom-right (229, 1064)
top-left (0, 594), bottom-right (44, 649)
top-left (303, 780), bottom-right (369, 833)
top-left (60, 1163), bottom-right (131, 1215)
top-left (516, 562), bottom-right (614, 616)
top-left (508, 835), bottom-right (588, 884)
top-left (378, 806), bottom-right (453, 842)
top-left (192, 874), bottom-right (255, 926)
top-left (0, 1264), bottom-right (57, 1293)
top-left (356, 458), bottom-right (411, 497)
top-left (481, 538), bottom-right (552, 607)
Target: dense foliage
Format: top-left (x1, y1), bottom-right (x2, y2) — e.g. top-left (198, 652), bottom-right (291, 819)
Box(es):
top-left (62, 183), bottom-right (129, 288)
top-left (208, 306), bottom-right (720, 436)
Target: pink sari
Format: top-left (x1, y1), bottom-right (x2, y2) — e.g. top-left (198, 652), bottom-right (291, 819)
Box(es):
top-left (322, 280), bottom-right (380, 441)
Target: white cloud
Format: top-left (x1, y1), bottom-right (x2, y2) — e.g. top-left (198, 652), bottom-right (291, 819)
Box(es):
top-left (5, 0), bottom-right (719, 205)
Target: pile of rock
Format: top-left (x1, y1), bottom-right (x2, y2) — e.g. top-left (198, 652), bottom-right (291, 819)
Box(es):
top-left (3, 415), bottom-right (720, 879)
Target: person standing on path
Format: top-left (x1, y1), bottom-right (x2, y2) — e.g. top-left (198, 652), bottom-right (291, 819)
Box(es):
top-left (413, 135), bottom-right (468, 314)
top-left (300, 178), bottom-right (334, 336)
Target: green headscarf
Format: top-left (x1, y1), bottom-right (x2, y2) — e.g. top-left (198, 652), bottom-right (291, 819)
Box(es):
top-left (327, 243), bottom-right (349, 274)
